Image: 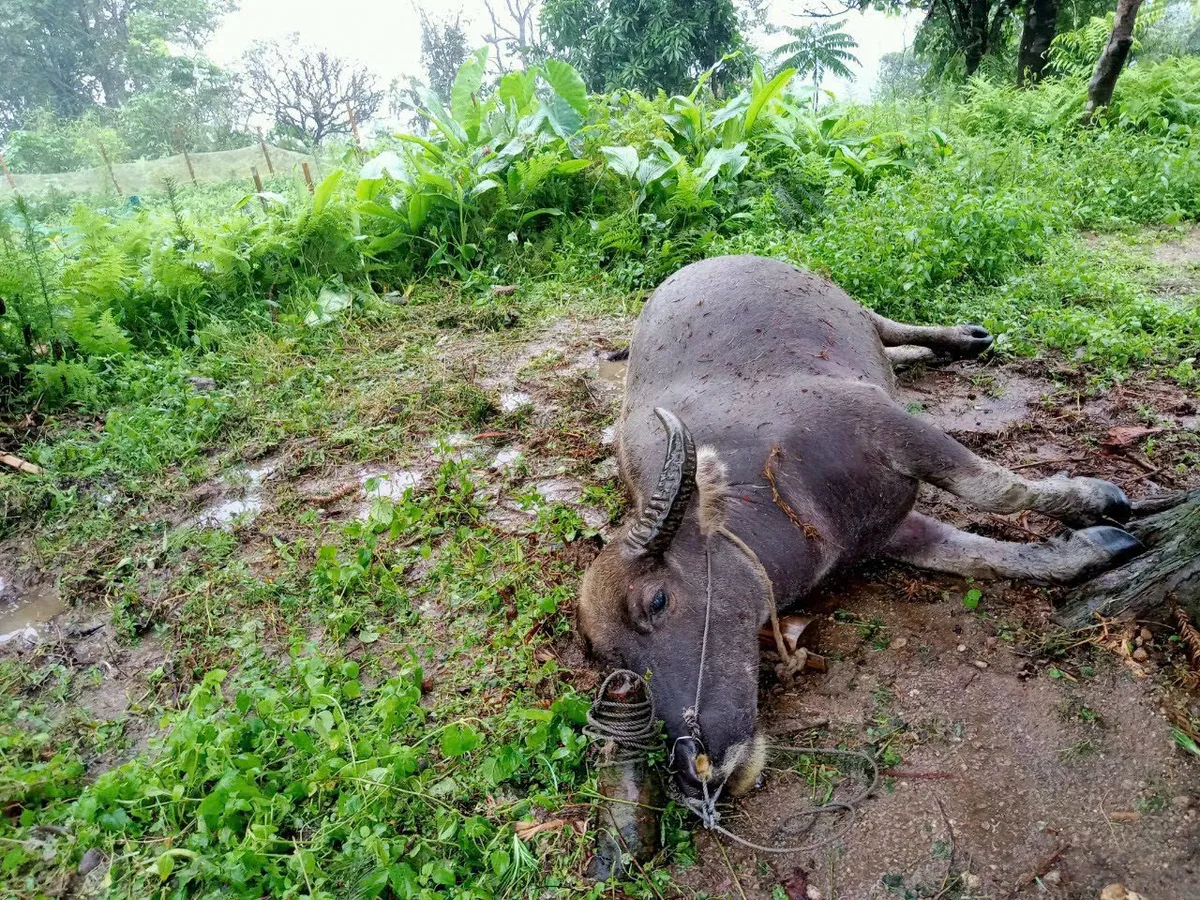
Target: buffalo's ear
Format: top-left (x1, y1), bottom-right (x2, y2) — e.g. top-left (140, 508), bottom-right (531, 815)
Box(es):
top-left (696, 446), bottom-right (730, 536)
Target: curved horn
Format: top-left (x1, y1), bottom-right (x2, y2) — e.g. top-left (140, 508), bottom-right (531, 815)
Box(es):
top-left (625, 408), bottom-right (697, 556)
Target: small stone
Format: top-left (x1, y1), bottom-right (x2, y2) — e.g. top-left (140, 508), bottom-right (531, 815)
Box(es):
top-left (187, 376), bottom-right (216, 392)
top-left (1171, 795), bottom-right (1191, 809)
top-left (1042, 869), bottom-right (1061, 885)
top-left (806, 888), bottom-right (824, 900)
top-left (1099, 885), bottom-right (1126, 900)
top-left (1139, 627), bottom-right (1153, 644)
top-left (957, 644), bottom-right (967, 653)
top-left (964, 874), bottom-right (982, 890)
top-left (985, 636), bottom-right (998, 648)
top-left (973, 660), bottom-right (988, 669)
top-left (1132, 647), bottom-right (1148, 662)
top-left (892, 637), bottom-right (908, 649)
top-left (78, 848), bottom-right (104, 875)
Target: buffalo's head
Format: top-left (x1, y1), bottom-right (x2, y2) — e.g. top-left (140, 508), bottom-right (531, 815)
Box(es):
top-left (578, 409), bottom-right (771, 803)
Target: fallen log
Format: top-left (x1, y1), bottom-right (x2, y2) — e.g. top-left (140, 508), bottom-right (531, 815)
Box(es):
top-left (1053, 490), bottom-right (1200, 628)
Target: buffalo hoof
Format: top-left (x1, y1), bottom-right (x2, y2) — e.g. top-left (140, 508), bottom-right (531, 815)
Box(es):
top-left (1062, 479), bottom-right (1133, 528)
top-left (950, 324), bottom-right (994, 359)
top-left (1075, 525), bottom-right (1143, 569)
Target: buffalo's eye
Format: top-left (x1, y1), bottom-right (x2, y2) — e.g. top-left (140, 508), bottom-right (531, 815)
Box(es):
top-left (650, 589), bottom-right (667, 615)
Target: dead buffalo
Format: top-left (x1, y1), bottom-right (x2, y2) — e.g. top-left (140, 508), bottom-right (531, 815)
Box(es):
top-left (578, 255), bottom-right (1140, 807)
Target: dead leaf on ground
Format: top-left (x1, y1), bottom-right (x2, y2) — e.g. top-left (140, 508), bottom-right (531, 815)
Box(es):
top-left (779, 868), bottom-right (809, 900)
top-left (1101, 426), bottom-right (1164, 452)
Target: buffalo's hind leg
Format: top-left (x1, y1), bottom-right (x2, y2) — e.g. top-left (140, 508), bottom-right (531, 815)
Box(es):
top-left (883, 512), bottom-right (1140, 583)
top-left (871, 311), bottom-right (993, 360)
top-left (874, 393), bottom-right (1135, 530)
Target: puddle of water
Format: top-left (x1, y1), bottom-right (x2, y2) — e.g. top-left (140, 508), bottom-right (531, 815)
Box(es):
top-left (196, 496), bottom-right (263, 527)
top-left (597, 358), bottom-right (628, 385)
top-left (535, 476), bottom-right (583, 504)
top-left (0, 579), bottom-right (65, 638)
top-left (361, 470), bottom-right (422, 498)
top-left (192, 458), bottom-right (279, 528)
top-left (499, 391), bottom-right (532, 413)
top-left (491, 448), bottom-right (523, 470)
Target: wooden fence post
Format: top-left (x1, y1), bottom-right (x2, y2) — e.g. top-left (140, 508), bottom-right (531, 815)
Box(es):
top-left (347, 100), bottom-right (362, 152)
top-left (97, 141), bottom-right (122, 195)
top-left (256, 128), bottom-right (275, 174)
top-left (251, 166), bottom-right (268, 211)
top-left (182, 147), bottom-right (197, 185)
top-left (302, 161), bottom-right (315, 194)
top-left (0, 151), bottom-right (15, 190)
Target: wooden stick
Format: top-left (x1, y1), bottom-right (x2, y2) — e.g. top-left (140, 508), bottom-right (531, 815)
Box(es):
top-left (97, 141), bottom-right (122, 194)
top-left (182, 147), bottom-right (197, 185)
top-left (302, 161), bottom-right (315, 194)
top-left (1, 454), bottom-right (42, 475)
top-left (347, 100), bottom-right (362, 150)
top-left (251, 166), bottom-right (267, 211)
top-left (256, 128), bottom-right (275, 174)
top-left (0, 151), bottom-right (15, 189)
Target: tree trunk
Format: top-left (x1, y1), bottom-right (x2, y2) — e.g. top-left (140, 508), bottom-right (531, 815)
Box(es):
top-left (1053, 491), bottom-right (1200, 628)
top-left (964, 0), bottom-right (990, 76)
top-left (1017, 0), bottom-right (1061, 86)
top-left (1082, 0), bottom-right (1144, 121)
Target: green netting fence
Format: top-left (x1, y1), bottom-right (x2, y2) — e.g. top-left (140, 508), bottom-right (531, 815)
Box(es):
top-left (0, 143), bottom-right (318, 199)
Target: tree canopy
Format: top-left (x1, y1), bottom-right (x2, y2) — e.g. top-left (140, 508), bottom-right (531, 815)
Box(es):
top-left (0, 0), bottom-right (234, 136)
top-left (540, 0), bottom-right (753, 95)
top-left (241, 37), bottom-right (384, 146)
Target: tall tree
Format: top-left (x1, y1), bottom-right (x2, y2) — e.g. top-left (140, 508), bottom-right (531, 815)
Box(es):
top-left (483, 0), bottom-right (542, 73)
top-left (241, 37), bottom-right (384, 146)
top-left (1083, 0), bottom-right (1145, 120)
top-left (771, 20), bottom-right (860, 109)
top-left (0, 0), bottom-right (233, 135)
top-left (541, 0), bottom-right (751, 95)
top-left (1016, 0), bottom-right (1061, 85)
top-left (417, 7), bottom-right (470, 99)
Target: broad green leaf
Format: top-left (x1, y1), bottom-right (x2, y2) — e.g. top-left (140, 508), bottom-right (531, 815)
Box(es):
top-left (156, 852), bottom-right (174, 880)
top-left (312, 169), bottom-right (345, 216)
top-left (499, 70), bottom-right (537, 114)
top-left (696, 144), bottom-right (747, 188)
top-left (542, 59), bottom-right (588, 118)
top-left (416, 87), bottom-right (467, 148)
top-left (408, 193), bottom-right (430, 231)
top-left (471, 178), bottom-right (503, 197)
top-left (517, 207), bottom-right (563, 226)
top-left (394, 133), bottom-right (445, 160)
top-left (304, 287), bottom-right (351, 327)
top-left (554, 158), bottom-right (592, 174)
top-left (540, 91), bottom-right (583, 147)
top-left (745, 68), bottom-right (796, 135)
top-left (601, 146), bottom-right (640, 179)
top-left (440, 722), bottom-right (481, 757)
top-left (451, 47), bottom-right (489, 136)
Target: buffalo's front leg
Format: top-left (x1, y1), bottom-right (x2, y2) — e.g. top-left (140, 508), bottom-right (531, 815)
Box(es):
top-left (882, 512), bottom-right (1141, 583)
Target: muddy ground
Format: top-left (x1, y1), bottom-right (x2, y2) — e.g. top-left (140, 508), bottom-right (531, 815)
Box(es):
top-left (3, 234), bottom-right (1199, 899)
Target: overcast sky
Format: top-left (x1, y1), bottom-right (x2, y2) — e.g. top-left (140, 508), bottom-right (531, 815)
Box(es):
top-left (208, 1), bottom-right (924, 106)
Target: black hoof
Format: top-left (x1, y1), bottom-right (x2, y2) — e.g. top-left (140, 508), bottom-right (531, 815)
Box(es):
top-left (1094, 481), bottom-right (1132, 524)
top-left (952, 324), bottom-right (994, 359)
top-left (1077, 525), bottom-right (1143, 567)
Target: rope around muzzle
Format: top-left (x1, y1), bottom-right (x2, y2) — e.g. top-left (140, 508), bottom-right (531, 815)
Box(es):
top-left (586, 667), bottom-right (878, 854)
top-left (585, 540), bottom-right (878, 855)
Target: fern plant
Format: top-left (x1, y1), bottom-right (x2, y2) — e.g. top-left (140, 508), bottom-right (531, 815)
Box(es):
top-left (771, 20), bottom-right (860, 111)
